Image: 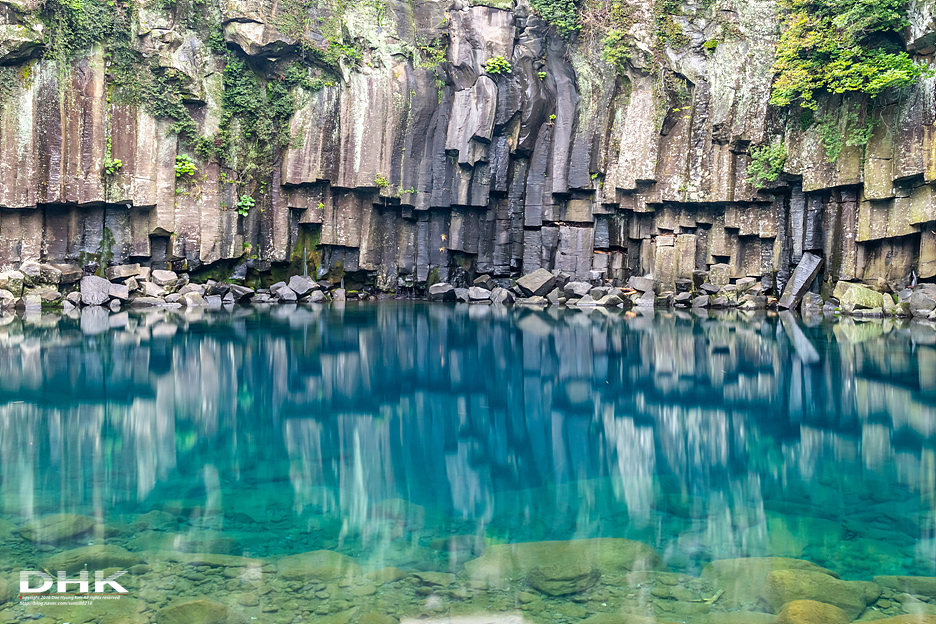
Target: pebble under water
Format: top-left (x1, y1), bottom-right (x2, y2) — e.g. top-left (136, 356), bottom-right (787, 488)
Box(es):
top-left (0, 302), bottom-right (935, 624)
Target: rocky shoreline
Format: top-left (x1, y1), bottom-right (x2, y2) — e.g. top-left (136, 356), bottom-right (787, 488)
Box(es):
top-left (2, 259), bottom-right (935, 326)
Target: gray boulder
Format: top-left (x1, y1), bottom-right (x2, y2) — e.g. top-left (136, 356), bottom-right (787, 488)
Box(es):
top-left (105, 264), bottom-right (141, 282)
top-left (778, 252), bottom-right (823, 309)
top-left (182, 292), bottom-right (208, 307)
top-left (80, 276), bottom-right (111, 306)
top-left (428, 283), bottom-right (455, 302)
top-left (229, 285), bottom-right (255, 302)
top-left (0, 289), bottom-right (14, 308)
top-left (19, 260), bottom-right (41, 285)
top-left (627, 275), bottom-right (654, 293)
top-left (303, 290), bottom-right (327, 303)
top-left (130, 297), bottom-right (164, 308)
top-left (490, 287), bottom-right (514, 306)
top-left (151, 270), bottom-right (178, 287)
top-left (516, 268), bottom-right (556, 297)
top-left (288, 275), bottom-right (318, 297)
top-left (564, 281), bottom-right (591, 298)
top-left (332, 289), bottom-right (346, 302)
top-left (2, 270), bottom-right (24, 297)
top-left (473, 274), bottom-right (496, 290)
top-left (142, 281), bottom-right (167, 297)
top-left (109, 283), bottom-right (130, 301)
top-left (454, 288), bottom-right (470, 302)
top-left (468, 286), bottom-right (492, 301)
top-left (910, 285), bottom-right (936, 318)
top-left (275, 286), bottom-right (297, 302)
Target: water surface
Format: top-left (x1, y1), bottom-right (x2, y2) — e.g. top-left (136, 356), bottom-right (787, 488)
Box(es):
top-left (0, 303), bottom-right (934, 623)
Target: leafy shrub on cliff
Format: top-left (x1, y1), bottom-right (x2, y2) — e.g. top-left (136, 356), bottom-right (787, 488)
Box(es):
top-left (771, 0), bottom-right (929, 109)
top-left (530, 0), bottom-right (581, 39)
top-left (747, 143), bottom-right (787, 187)
top-left (483, 56), bottom-right (511, 75)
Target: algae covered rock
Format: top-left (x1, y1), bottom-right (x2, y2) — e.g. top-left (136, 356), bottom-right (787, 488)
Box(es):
top-left (700, 557), bottom-right (839, 609)
top-left (874, 576), bottom-right (936, 598)
top-left (762, 569), bottom-right (881, 619)
top-left (462, 538), bottom-right (665, 590)
top-left (527, 563), bottom-right (599, 596)
top-left (0, 578), bottom-right (10, 605)
top-left (776, 599), bottom-right (850, 624)
top-left (45, 544), bottom-right (143, 574)
top-left (276, 549), bottom-right (362, 581)
top-left (156, 598), bottom-right (228, 624)
top-left (19, 513), bottom-right (97, 543)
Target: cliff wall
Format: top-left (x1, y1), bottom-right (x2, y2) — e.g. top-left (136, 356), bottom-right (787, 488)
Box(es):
top-left (0, 0), bottom-right (933, 294)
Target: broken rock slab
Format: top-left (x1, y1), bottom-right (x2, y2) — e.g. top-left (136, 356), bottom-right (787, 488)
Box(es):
top-left (779, 252), bottom-right (824, 310)
top-left (516, 269), bottom-right (556, 297)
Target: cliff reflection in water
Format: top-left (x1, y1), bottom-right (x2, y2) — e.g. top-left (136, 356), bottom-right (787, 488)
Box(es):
top-left (0, 304), bottom-right (934, 579)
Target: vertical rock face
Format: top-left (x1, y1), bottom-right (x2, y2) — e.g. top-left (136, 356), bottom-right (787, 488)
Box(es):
top-left (0, 0), bottom-right (932, 294)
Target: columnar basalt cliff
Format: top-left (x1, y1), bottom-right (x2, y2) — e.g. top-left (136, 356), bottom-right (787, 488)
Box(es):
top-left (0, 0), bottom-right (934, 296)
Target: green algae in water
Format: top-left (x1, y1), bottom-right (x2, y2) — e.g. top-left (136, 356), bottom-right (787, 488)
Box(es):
top-left (0, 304), bottom-right (934, 623)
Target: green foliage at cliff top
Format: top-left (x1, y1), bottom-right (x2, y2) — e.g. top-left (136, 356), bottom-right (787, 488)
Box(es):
top-left (771, 0), bottom-right (929, 109)
top-left (530, 0), bottom-right (580, 39)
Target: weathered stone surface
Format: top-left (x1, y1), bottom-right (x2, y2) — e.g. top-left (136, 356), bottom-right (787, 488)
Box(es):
top-left (776, 600), bottom-right (849, 624)
top-left (156, 598), bottom-right (228, 624)
top-left (229, 285), bottom-right (255, 301)
top-left (564, 281), bottom-right (592, 298)
top-left (81, 275), bottom-right (111, 306)
top-left (463, 538), bottom-right (664, 589)
top-left (491, 287), bottom-right (514, 305)
top-left (151, 270), bottom-right (178, 287)
top-left (468, 286), bottom-right (492, 301)
top-left (19, 513), bottom-right (97, 543)
top-left (45, 544), bottom-right (143, 575)
top-left (182, 292), bottom-right (208, 307)
top-left (428, 283), bottom-right (456, 302)
top-left (516, 269), bottom-right (556, 297)
top-left (106, 264), bottom-right (142, 281)
top-left (779, 253), bottom-right (824, 310)
top-left (0, 289), bottom-right (13, 308)
top-left (0, 578), bottom-right (9, 605)
top-left (628, 276), bottom-right (654, 293)
top-left (109, 283), bottom-right (131, 301)
top-left (910, 285), bottom-right (936, 318)
top-left (288, 275), bottom-right (318, 296)
top-left (276, 550), bottom-right (362, 582)
top-left (527, 564), bottom-right (600, 596)
top-left (142, 281), bottom-right (167, 297)
top-left (130, 297), bottom-right (166, 308)
top-left (837, 283), bottom-right (884, 311)
top-left (762, 569), bottom-right (881, 619)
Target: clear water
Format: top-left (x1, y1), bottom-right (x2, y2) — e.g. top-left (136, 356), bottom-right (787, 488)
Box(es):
top-left (1, 303), bottom-right (935, 623)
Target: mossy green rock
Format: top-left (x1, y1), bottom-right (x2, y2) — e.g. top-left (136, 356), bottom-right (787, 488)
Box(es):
top-left (0, 578), bottom-right (10, 605)
top-left (763, 569), bottom-right (881, 619)
top-left (276, 549), bottom-right (362, 581)
top-left (19, 513), bottom-right (96, 543)
top-left (776, 599), bottom-right (850, 624)
top-left (528, 563), bottom-right (599, 595)
top-left (873, 576), bottom-right (936, 598)
top-left (156, 598), bottom-right (227, 624)
top-left (701, 557), bottom-right (839, 609)
top-left (836, 283), bottom-right (884, 310)
top-left (463, 538), bottom-right (665, 590)
top-left (45, 544), bottom-right (143, 575)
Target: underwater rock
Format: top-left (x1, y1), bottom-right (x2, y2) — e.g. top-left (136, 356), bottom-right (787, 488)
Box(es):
top-left (527, 563), bottom-right (599, 596)
top-left (700, 557), bottom-right (839, 609)
top-left (19, 513), bottom-right (97, 543)
top-left (156, 598), bottom-right (228, 624)
top-left (276, 549), bottom-right (362, 582)
top-left (414, 571), bottom-right (456, 587)
top-left (132, 510), bottom-right (179, 532)
top-left (358, 613), bottom-right (399, 624)
top-left (577, 614), bottom-right (660, 624)
top-left (0, 578), bottom-right (9, 605)
top-left (776, 599), bottom-right (850, 624)
top-left (463, 538), bottom-right (665, 590)
top-left (874, 577), bottom-right (936, 598)
top-left (763, 569), bottom-right (881, 619)
top-left (364, 567), bottom-right (409, 585)
top-left (45, 544), bottom-right (143, 574)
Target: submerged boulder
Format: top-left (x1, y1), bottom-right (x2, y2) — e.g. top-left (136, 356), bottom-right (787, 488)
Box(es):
top-left (463, 538), bottom-right (665, 590)
top-left (527, 563), bottom-right (600, 596)
top-left (45, 544), bottom-right (143, 575)
top-left (276, 550), bottom-right (362, 582)
top-left (762, 569), bottom-right (881, 619)
top-left (776, 600), bottom-right (849, 624)
top-left (156, 598), bottom-right (227, 624)
top-left (19, 513), bottom-right (97, 543)
top-left (700, 557), bottom-right (839, 609)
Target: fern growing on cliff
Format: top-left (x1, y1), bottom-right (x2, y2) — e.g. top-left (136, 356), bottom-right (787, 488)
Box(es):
top-left (771, 0), bottom-right (929, 109)
top-left (747, 143), bottom-right (788, 187)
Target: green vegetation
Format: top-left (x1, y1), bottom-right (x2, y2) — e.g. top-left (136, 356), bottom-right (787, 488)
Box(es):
top-left (703, 38), bottom-right (718, 52)
top-left (374, 174), bottom-right (389, 188)
top-left (601, 29), bottom-right (632, 74)
top-left (814, 110), bottom-right (878, 162)
top-left (104, 137), bottom-right (122, 175)
top-left (747, 142), bottom-right (788, 186)
top-left (175, 154), bottom-right (197, 177)
top-left (483, 56), bottom-right (511, 76)
top-left (537, 71), bottom-right (547, 80)
top-left (529, 0), bottom-right (580, 39)
top-left (415, 37), bottom-right (448, 69)
top-left (235, 195), bottom-right (255, 216)
top-left (771, 0), bottom-right (929, 109)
